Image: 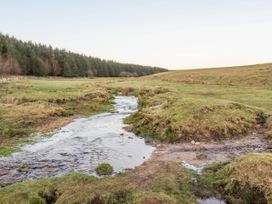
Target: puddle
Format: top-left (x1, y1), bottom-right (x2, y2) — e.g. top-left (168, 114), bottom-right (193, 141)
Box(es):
top-left (197, 197), bottom-right (225, 204)
top-left (181, 160), bottom-right (203, 175)
top-left (0, 96), bottom-right (155, 186)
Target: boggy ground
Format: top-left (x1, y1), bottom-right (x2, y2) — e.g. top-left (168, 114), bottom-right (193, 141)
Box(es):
top-left (152, 128), bottom-right (272, 168)
top-left (0, 136), bottom-right (271, 203)
top-left (1, 63), bottom-right (272, 203)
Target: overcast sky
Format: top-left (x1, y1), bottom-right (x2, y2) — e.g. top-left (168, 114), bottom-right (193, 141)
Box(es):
top-left (1, 0), bottom-right (272, 69)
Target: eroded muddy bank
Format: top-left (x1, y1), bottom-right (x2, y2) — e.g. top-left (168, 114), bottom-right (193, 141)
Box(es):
top-left (153, 129), bottom-right (271, 170)
top-left (0, 96), bottom-right (155, 187)
top-left (151, 129), bottom-right (272, 204)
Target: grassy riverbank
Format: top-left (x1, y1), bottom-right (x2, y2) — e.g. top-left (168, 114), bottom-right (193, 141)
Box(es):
top-left (198, 153), bottom-right (272, 203)
top-left (0, 63), bottom-right (272, 203)
top-left (0, 78), bottom-right (113, 156)
top-left (1, 63), bottom-right (272, 154)
top-left (110, 64), bottom-right (272, 142)
top-left (0, 160), bottom-right (196, 204)
top-left (1, 153), bottom-right (271, 203)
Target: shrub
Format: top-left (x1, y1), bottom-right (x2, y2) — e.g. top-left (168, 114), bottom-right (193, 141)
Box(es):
top-left (95, 163), bottom-right (113, 176)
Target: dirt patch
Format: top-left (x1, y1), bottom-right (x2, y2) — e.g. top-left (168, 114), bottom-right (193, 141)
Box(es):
top-left (36, 117), bottom-right (75, 133)
top-left (149, 129), bottom-right (272, 168)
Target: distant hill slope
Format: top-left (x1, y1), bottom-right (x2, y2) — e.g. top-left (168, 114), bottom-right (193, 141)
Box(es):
top-left (150, 63), bottom-right (272, 88)
top-left (0, 33), bottom-right (167, 77)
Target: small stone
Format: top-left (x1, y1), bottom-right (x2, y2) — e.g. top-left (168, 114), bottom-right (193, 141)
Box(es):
top-left (18, 163), bottom-right (28, 172)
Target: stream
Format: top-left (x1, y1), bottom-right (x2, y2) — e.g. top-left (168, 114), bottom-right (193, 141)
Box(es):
top-left (0, 96), bottom-right (155, 187)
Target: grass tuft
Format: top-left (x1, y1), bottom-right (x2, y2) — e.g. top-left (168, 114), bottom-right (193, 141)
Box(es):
top-left (95, 163), bottom-right (114, 176)
top-left (199, 153), bottom-right (272, 203)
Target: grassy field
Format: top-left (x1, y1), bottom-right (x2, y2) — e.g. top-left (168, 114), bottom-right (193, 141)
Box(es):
top-left (0, 63), bottom-right (272, 203)
top-left (0, 78), bottom-right (113, 156)
top-left (1, 63), bottom-right (272, 150)
top-left (108, 63), bottom-right (272, 142)
top-left (151, 63), bottom-right (272, 89)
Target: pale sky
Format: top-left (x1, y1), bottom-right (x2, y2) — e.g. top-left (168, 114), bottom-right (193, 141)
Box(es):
top-left (1, 0), bottom-right (272, 69)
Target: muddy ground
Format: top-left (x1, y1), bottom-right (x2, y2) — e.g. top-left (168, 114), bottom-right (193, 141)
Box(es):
top-left (149, 128), bottom-right (272, 171)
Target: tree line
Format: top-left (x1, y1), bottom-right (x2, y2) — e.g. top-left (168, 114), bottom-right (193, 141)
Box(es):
top-left (0, 33), bottom-right (167, 77)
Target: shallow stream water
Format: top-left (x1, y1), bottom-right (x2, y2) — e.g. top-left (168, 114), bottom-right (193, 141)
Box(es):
top-left (0, 96), bottom-right (155, 186)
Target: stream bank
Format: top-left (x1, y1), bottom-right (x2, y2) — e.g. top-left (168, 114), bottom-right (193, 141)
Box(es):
top-left (0, 96), bottom-right (155, 187)
top-left (150, 128), bottom-right (272, 203)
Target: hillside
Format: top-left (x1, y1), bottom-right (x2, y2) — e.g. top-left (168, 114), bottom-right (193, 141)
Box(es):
top-left (150, 63), bottom-right (272, 89)
top-left (0, 33), bottom-right (167, 77)
top-left (107, 63), bottom-right (272, 142)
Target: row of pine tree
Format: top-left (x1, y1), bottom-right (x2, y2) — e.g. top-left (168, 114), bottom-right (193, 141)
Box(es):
top-left (0, 33), bottom-right (166, 77)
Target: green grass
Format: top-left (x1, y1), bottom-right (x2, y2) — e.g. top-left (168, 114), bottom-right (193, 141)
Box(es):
top-left (95, 163), bottom-right (114, 176)
top-left (0, 161), bottom-right (196, 204)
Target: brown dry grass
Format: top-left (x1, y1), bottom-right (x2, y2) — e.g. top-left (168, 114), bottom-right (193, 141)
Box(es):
top-left (150, 63), bottom-right (272, 89)
top-left (208, 153), bottom-right (272, 203)
top-left (36, 117), bottom-right (74, 133)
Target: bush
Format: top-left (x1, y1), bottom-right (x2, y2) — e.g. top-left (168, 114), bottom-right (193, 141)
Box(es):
top-left (95, 163), bottom-right (113, 176)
